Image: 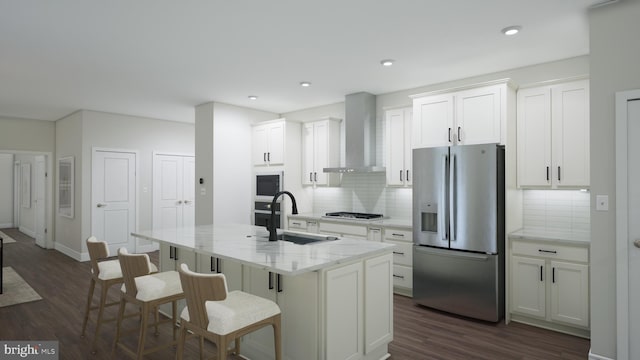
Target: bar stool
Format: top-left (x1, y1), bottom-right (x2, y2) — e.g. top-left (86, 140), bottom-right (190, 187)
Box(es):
top-left (113, 248), bottom-right (184, 359)
top-left (81, 236), bottom-right (158, 353)
top-left (176, 263), bottom-right (282, 360)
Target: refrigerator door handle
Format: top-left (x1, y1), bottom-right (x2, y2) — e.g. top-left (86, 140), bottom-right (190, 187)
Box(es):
top-left (449, 153), bottom-right (456, 242)
top-left (441, 154), bottom-right (449, 241)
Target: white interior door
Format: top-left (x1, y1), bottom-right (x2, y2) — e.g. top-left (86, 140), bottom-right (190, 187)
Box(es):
top-left (153, 154), bottom-right (195, 231)
top-left (34, 155), bottom-right (46, 248)
top-left (92, 150), bottom-right (136, 255)
top-left (616, 92), bottom-right (640, 360)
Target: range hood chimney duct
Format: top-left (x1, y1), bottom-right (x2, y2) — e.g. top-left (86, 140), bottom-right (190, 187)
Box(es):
top-left (323, 92), bottom-right (385, 173)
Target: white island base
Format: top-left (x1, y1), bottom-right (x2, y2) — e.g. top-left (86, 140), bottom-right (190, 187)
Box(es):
top-left (241, 252), bottom-right (393, 360)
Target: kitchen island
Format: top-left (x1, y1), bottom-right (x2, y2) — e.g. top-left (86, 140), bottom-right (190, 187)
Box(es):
top-left (132, 223), bottom-right (395, 360)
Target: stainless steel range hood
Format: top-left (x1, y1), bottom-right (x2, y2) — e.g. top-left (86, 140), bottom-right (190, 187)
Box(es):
top-left (323, 92), bottom-right (385, 173)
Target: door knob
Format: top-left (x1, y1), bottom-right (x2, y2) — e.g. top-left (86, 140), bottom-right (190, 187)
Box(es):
top-left (96, 203), bottom-right (107, 208)
top-left (177, 200), bottom-right (183, 204)
top-left (634, 239), bottom-right (640, 249)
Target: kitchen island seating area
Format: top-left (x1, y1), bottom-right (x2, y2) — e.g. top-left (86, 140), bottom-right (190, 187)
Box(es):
top-left (81, 236), bottom-right (159, 353)
top-left (113, 248), bottom-right (184, 359)
top-left (177, 263), bottom-right (282, 360)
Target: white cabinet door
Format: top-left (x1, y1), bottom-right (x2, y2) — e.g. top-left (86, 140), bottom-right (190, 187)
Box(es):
top-left (364, 254), bottom-right (393, 354)
top-left (326, 262), bottom-right (363, 360)
top-left (313, 121), bottom-right (329, 185)
top-left (267, 122), bottom-right (285, 165)
top-left (511, 256), bottom-right (546, 319)
top-left (455, 85), bottom-right (502, 145)
top-left (413, 94), bottom-right (454, 148)
top-left (385, 107), bottom-right (412, 186)
top-left (550, 261), bottom-right (589, 327)
top-left (196, 254), bottom-right (243, 291)
top-left (302, 123), bottom-right (315, 185)
top-left (386, 108), bottom-right (406, 186)
top-left (517, 87), bottom-right (552, 187)
top-left (253, 125), bottom-right (270, 166)
top-left (551, 80), bottom-right (590, 187)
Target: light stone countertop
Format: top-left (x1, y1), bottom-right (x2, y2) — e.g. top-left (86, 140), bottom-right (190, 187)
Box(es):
top-left (289, 213), bottom-right (412, 229)
top-left (509, 228), bottom-right (590, 245)
top-left (132, 223), bottom-right (395, 276)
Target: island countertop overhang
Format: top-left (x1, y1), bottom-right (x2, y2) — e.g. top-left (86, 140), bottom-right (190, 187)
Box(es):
top-left (132, 223), bottom-right (395, 276)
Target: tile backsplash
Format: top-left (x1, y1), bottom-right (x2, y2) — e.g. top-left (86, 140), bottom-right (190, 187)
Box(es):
top-left (312, 172), bottom-right (412, 219)
top-left (522, 190), bottom-right (590, 233)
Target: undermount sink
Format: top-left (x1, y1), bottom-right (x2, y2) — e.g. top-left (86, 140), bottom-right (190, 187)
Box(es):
top-left (256, 232), bottom-right (339, 245)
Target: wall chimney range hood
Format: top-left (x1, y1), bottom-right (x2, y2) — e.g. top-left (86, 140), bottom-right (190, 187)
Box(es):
top-left (323, 92), bottom-right (385, 173)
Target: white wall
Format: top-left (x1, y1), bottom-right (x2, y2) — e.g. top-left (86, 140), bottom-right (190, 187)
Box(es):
top-left (0, 153), bottom-right (14, 228)
top-left (0, 116), bottom-right (55, 153)
top-left (195, 102), bottom-right (278, 225)
top-left (589, 1), bottom-right (640, 358)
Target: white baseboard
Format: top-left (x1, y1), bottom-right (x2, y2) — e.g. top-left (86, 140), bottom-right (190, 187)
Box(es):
top-left (55, 242), bottom-right (90, 262)
top-left (0, 223), bottom-right (14, 229)
top-left (589, 349), bottom-right (614, 360)
top-left (19, 226), bottom-right (35, 238)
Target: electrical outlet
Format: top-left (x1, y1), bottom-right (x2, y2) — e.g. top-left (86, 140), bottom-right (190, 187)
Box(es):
top-left (596, 195), bottom-right (609, 211)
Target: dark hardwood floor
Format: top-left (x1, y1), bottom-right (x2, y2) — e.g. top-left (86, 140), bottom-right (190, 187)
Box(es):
top-left (0, 228), bottom-right (590, 359)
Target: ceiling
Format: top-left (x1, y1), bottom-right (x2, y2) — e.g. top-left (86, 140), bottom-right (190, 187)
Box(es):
top-left (0, 0), bottom-right (602, 123)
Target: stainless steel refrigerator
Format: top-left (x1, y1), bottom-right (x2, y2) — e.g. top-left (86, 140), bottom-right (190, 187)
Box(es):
top-left (412, 143), bottom-right (505, 322)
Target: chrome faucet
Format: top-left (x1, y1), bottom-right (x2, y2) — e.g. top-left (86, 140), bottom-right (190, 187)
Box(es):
top-left (269, 191), bottom-right (298, 241)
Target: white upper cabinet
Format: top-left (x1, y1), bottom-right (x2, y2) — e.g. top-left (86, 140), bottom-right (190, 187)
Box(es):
top-left (385, 107), bottom-right (412, 186)
top-left (252, 119), bottom-right (285, 166)
top-left (517, 79), bottom-right (590, 188)
top-left (412, 82), bottom-right (508, 149)
top-left (302, 118), bottom-right (341, 186)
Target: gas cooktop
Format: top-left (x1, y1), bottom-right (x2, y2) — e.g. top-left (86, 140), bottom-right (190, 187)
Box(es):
top-left (324, 212), bottom-right (384, 220)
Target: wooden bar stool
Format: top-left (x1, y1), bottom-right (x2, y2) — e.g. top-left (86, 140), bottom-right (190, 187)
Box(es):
top-left (81, 236), bottom-right (158, 353)
top-left (176, 263), bottom-right (282, 360)
top-left (113, 248), bottom-right (184, 359)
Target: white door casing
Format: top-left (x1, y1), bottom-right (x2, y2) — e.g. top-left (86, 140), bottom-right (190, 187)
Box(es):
top-left (616, 90), bottom-right (640, 360)
top-left (92, 149), bottom-right (137, 255)
top-left (34, 155), bottom-right (46, 248)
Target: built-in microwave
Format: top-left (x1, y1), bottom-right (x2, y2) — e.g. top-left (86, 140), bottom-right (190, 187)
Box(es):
top-left (256, 171), bottom-right (283, 199)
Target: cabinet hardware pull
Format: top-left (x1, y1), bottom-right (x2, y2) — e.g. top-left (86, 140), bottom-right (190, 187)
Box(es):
top-left (277, 274), bottom-right (283, 293)
top-left (393, 274), bottom-right (405, 279)
top-left (174, 247), bottom-right (179, 261)
top-left (263, 153), bottom-right (267, 162)
top-left (540, 265), bottom-right (543, 282)
top-left (307, 221), bottom-right (316, 226)
top-left (400, 170), bottom-right (403, 182)
top-left (216, 258), bottom-right (221, 274)
top-left (371, 228), bottom-right (380, 232)
top-left (558, 166), bottom-right (561, 181)
top-left (314, 172), bottom-right (317, 182)
top-left (169, 246), bottom-right (174, 260)
top-left (292, 222), bottom-right (301, 226)
top-left (457, 126), bottom-right (461, 142)
top-left (552, 267), bottom-right (556, 283)
top-left (267, 152), bottom-right (271, 162)
top-left (538, 249), bottom-right (557, 254)
top-left (392, 233), bottom-right (405, 237)
top-left (210, 257), bottom-right (215, 272)
top-left (97, 203), bottom-right (107, 208)
top-left (406, 170), bottom-right (410, 182)
top-left (310, 172), bottom-right (313, 182)
top-left (393, 251), bottom-right (405, 255)
top-left (268, 272), bottom-right (274, 290)
top-left (546, 166), bottom-right (550, 181)
top-left (448, 128), bottom-right (452, 142)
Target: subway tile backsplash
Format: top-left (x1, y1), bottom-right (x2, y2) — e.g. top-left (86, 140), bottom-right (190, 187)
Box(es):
top-left (312, 173), bottom-right (413, 219)
top-left (522, 190), bottom-right (590, 232)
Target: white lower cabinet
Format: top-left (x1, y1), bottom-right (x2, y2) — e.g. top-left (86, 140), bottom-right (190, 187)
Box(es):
top-left (383, 227), bottom-right (413, 296)
top-left (158, 243), bottom-right (197, 316)
top-left (326, 262), bottom-right (363, 360)
top-left (196, 253), bottom-right (243, 291)
top-left (318, 221), bottom-right (368, 240)
top-left (288, 218), bottom-right (319, 233)
top-left (509, 238), bottom-right (589, 336)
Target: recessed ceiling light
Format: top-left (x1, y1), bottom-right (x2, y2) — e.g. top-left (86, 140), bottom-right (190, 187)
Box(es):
top-left (248, 95), bottom-right (258, 100)
top-left (501, 26), bottom-right (521, 36)
top-left (300, 81), bottom-right (311, 87)
top-left (380, 59), bottom-right (394, 67)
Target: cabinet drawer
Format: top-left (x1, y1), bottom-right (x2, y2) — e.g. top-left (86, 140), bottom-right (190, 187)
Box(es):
top-left (512, 241), bottom-right (588, 263)
top-left (392, 265), bottom-right (413, 289)
top-left (385, 240), bottom-right (413, 266)
top-left (319, 221), bottom-right (368, 237)
top-left (288, 219), bottom-right (307, 230)
top-left (384, 228), bottom-right (412, 243)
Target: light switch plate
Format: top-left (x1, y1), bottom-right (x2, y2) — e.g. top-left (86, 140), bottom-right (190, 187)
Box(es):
top-left (596, 195), bottom-right (609, 211)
